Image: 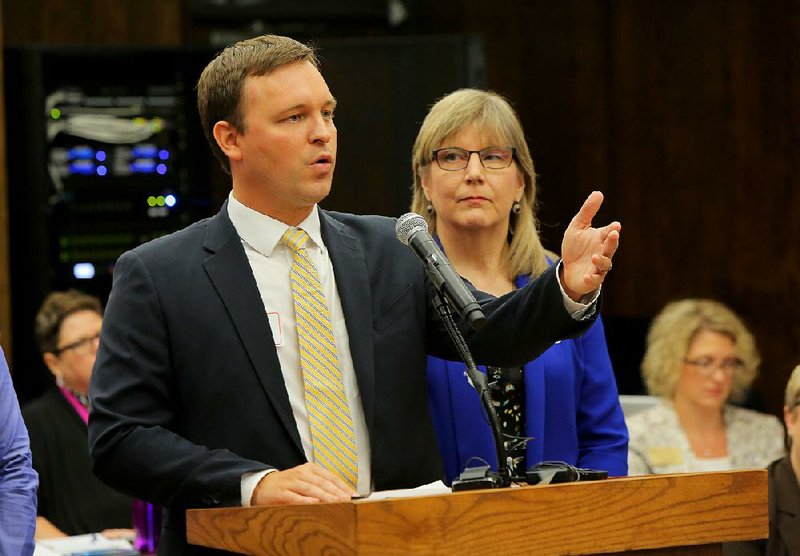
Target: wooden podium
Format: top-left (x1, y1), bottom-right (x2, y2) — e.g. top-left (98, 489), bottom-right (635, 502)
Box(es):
top-left (186, 470), bottom-right (767, 555)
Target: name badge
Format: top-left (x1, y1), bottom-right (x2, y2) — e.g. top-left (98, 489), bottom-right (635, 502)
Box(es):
top-left (647, 446), bottom-right (683, 466)
top-left (268, 312), bottom-right (283, 346)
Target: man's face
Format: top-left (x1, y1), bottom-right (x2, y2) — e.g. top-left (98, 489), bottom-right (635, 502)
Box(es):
top-left (229, 61), bottom-right (337, 224)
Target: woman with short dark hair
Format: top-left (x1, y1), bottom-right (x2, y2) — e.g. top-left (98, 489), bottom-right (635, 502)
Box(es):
top-left (23, 290), bottom-right (134, 539)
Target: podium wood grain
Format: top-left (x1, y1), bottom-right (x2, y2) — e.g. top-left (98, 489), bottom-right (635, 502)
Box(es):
top-left (186, 470), bottom-right (767, 555)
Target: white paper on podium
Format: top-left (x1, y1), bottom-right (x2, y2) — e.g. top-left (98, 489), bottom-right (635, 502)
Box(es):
top-left (361, 480), bottom-right (450, 501)
top-left (34, 533), bottom-right (136, 555)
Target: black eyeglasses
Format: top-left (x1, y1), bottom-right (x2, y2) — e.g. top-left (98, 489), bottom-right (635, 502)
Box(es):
top-left (55, 333), bottom-right (100, 356)
top-left (431, 146), bottom-right (516, 171)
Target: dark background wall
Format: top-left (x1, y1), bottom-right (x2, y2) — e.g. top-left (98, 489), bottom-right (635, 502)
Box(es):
top-left (2, 0), bottom-right (799, 417)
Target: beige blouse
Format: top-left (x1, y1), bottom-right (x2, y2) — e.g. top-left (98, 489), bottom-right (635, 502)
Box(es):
top-left (626, 399), bottom-right (786, 475)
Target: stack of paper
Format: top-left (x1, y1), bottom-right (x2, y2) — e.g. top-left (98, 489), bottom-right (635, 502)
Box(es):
top-left (34, 534), bottom-right (137, 556)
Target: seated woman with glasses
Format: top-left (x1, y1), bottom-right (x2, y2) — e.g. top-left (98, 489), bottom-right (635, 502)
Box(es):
top-left (627, 299), bottom-right (785, 475)
top-left (22, 290), bottom-right (134, 539)
top-left (411, 88), bottom-right (629, 485)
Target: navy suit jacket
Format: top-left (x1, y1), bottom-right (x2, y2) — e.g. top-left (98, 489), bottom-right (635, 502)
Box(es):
top-left (89, 204), bottom-right (594, 554)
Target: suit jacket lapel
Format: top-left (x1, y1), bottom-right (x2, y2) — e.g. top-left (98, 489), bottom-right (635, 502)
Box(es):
top-left (202, 205), bottom-right (304, 457)
top-left (319, 210), bottom-right (376, 436)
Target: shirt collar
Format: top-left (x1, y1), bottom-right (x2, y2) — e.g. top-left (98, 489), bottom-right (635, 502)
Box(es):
top-left (226, 192), bottom-right (324, 257)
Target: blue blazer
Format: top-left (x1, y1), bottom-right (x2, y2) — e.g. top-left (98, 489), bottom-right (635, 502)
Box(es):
top-left (427, 273), bottom-right (629, 484)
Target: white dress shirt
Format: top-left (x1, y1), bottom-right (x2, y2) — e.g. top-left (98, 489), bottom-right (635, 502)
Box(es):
top-left (227, 193), bottom-right (372, 501)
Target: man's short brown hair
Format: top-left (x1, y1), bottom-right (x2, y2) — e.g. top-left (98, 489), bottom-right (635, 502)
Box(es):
top-left (197, 34), bottom-right (319, 174)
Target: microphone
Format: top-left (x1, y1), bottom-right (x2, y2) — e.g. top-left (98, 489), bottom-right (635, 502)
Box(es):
top-left (396, 213), bottom-right (486, 330)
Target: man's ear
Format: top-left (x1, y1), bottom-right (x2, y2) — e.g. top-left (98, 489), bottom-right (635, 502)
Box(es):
top-left (213, 121), bottom-right (243, 162)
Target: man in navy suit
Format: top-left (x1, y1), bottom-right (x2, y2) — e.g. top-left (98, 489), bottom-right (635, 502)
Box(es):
top-left (89, 35), bottom-right (621, 554)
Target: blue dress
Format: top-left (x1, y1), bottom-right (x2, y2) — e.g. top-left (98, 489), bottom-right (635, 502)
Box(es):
top-left (426, 273), bottom-right (629, 484)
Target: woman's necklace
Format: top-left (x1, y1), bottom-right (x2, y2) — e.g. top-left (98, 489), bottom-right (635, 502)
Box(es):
top-left (689, 429), bottom-right (727, 458)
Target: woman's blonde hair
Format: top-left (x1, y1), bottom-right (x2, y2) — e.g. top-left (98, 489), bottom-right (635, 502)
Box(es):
top-left (641, 299), bottom-right (760, 402)
top-left (785, 364), bottom-right (800, 408)
top-left (410, 89), bottom-right (553, 278)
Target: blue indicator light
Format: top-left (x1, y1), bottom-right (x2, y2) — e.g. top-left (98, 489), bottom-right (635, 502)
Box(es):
top-left (68, 160), bottom-right (95, 175)
top-left (73, 263), bottom-right (96, 280)
top-left (96, 165), bottom-right (108, 176)
top-left (158, 149), bottom-right (170, 160)
top-left (156, 164), bottom-right (167, 175)
top-left (96, 150), bottom-right (107, 162)
top-left (164, 194), bottom-right (177, 207)
top-left (130, 159), bottom-right (157, 173)
top-left (132, 145), bottom-right (158, 159)
top-left (67, 146), bottom-right (94, 160)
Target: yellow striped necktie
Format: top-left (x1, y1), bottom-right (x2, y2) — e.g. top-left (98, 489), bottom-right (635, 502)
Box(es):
top-left (281, 227), bottom-right (358, 489)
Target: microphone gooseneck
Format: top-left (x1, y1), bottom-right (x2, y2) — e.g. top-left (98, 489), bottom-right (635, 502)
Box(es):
top-left (397, 212), bottom-right (510, 489)
top-left (395, 213), bottom-right (486, 330)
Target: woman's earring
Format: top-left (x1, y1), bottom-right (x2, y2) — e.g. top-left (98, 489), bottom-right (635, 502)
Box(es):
top-left (426, 203), bottom-right (435, 216)
top-left (511, 201), bottom-right (521, 215)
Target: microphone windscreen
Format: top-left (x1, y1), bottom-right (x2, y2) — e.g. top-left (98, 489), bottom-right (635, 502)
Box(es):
top-left (395, 212), bottom-right (427, 245)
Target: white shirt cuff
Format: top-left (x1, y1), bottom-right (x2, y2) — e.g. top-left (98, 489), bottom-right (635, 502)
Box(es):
top-left (241, 469), bottom-right (276, 506)
top-left (555, 260), bottom-right (600, 320)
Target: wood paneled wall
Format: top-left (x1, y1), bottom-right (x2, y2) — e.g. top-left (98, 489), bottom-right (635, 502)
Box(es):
top-left (2, 0), bottom-right (798, 414)
top-left (418, 1), bottom-right (800, 414)
top-left (2, 0), bottom-right (183, 45)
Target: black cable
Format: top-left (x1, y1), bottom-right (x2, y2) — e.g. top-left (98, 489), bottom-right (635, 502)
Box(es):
top-left (429, 284), bottom-right (510, 487)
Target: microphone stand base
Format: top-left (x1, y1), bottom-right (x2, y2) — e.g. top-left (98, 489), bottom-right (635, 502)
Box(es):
top-left (451, 464), bottom-right (511, 491)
